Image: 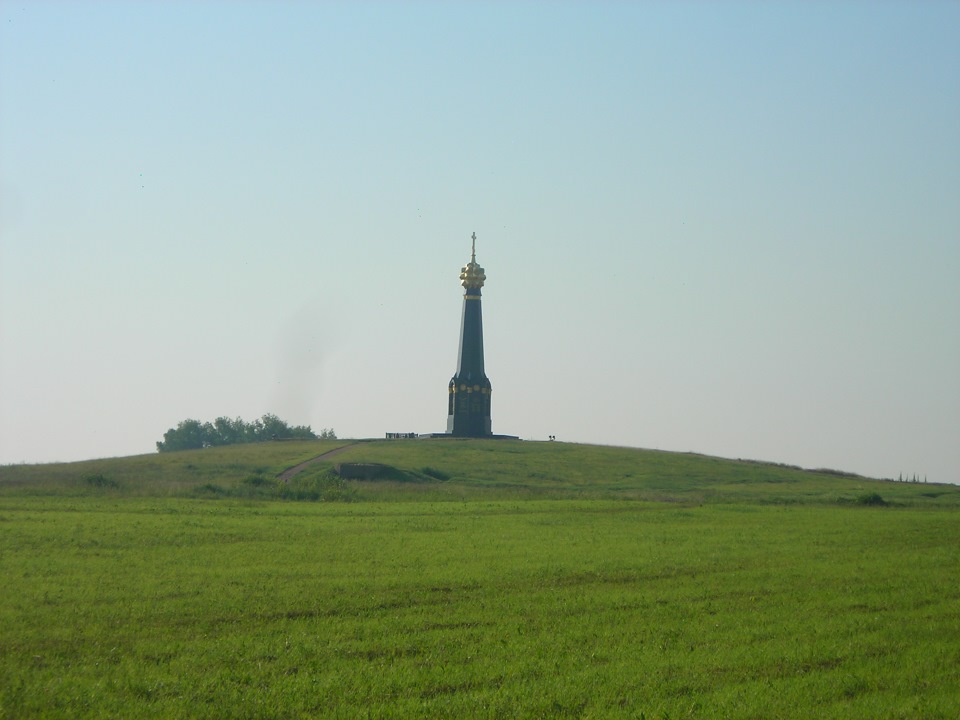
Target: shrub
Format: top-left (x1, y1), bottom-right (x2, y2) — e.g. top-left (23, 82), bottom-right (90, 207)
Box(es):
top-left (279, 470), bottom-right (356, 502)
top-left (195, 483), bottom-right (226, 497)
top-left (855, 492), bottom-right (887, 506)
top-left (83, 474), bottom-right (119, 489)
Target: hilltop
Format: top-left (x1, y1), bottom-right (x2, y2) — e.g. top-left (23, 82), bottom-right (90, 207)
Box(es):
top-left (2, 438), bottom-right (956, 507)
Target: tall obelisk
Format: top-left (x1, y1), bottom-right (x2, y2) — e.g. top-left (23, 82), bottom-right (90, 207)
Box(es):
top-left (446, 233), bottom-right (493, 437)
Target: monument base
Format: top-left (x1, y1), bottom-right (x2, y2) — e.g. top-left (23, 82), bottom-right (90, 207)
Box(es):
top-left (420, 433), bottom-right (520, 440)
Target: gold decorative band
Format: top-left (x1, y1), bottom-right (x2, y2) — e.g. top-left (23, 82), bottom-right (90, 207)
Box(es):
top-left (464, 294), bottom-right (481, 300)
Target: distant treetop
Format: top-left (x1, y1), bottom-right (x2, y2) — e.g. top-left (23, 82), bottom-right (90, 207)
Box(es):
top-left (156, 414), bottom-right (334, 452)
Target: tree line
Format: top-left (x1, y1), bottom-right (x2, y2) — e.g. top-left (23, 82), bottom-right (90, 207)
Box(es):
top-left (157, 414), bottom-right (335, 452)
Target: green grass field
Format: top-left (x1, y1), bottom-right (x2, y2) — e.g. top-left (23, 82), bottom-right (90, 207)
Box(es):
top-left (2, 440), bottom-right (958, 718)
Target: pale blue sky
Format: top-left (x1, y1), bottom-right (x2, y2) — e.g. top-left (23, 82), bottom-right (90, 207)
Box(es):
top-left (1, 1), bottom-right (958, 483)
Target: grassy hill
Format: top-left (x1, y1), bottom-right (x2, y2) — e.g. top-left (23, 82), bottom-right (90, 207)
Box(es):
top-left (2, 440), bottom-right (958, 718)
top-left (1, 438), bottom-right (956, 507)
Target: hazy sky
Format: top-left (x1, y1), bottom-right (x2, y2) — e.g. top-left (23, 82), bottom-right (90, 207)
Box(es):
top-left (1, 2), bottom-right (958, 483)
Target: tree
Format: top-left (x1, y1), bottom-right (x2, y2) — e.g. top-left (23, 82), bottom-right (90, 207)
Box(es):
top-left (157, 415), bottom-right (326, 452)
top-left (156, 419), bottom-right (213, 452)
top-left (212, 416), bottom-right (245, 446)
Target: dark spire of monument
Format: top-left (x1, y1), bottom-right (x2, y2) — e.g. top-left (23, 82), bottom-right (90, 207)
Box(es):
top-left (447, 232), bottom-right (492, 437)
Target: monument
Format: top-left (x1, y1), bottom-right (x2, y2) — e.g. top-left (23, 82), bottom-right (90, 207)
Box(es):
top-left (446, 233), bottom-right (493, 437)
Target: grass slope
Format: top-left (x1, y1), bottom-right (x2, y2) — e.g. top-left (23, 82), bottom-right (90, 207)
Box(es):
top-left (1, 438), bottom-right (956, 506)
top-left (0, 440), bottom-right (349, 497)
top-left (1, 440), bottom-right (958, 718)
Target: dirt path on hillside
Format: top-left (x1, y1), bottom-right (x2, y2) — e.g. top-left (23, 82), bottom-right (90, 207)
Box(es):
top-left (277, 443), bottom-right (359, 482)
